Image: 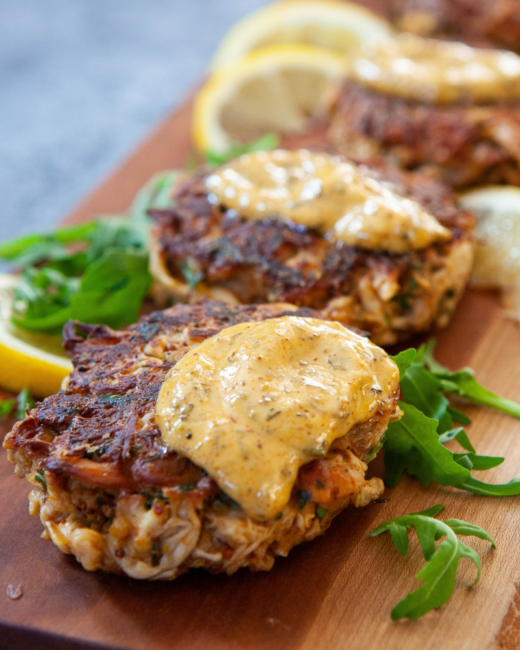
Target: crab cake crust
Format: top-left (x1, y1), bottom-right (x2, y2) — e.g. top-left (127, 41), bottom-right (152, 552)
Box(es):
top-left (4, 301), bottom-right (399, 580)
top-left (149, 161), bottom-right (474, 345)
top-left (329, 81), bottom-right (520, 189)
top-left (390, 0), bottom-right (520, 52)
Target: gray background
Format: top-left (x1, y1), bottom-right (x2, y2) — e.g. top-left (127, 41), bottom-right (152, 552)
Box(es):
top-left (0, 0), bottom-right (269, 243)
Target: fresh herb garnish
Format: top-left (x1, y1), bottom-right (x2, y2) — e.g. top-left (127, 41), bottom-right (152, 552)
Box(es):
top-left (421, 340), bottom-right (520, 420)
top-left (130, 170), bottom-right (182, 222)
top-left (3, 219), bottom-right (152, 333)
top-left (0, 388), bottom-right (35, 420)
top-left (0, 171), bottom-right (182, 334)
top-left (386, 343), bottom-right (520, 496)
top-left (0, 397), bottom-right (16, 418)
top-left (205, 133), bottom-right (279, 168)
top-left (369, 505), bottom-right (495, 620)
top-left (384, 402), bottom-right (470, 489)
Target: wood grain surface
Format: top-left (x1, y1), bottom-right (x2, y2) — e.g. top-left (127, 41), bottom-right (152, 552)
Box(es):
top-left (2, 2), bottom-right (520, 647)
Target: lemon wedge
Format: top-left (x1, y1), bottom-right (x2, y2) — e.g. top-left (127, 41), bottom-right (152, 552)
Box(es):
top-left (459, 186), bottom-right (520, 319)
top-left (210, 0), bottom-right (392, 70)
top-left (193, 44), bottom-right (349, 154)
top-left (0, 273), bottom-right (72, 398)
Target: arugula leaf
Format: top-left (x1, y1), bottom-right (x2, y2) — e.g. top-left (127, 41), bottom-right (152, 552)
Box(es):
top-left (369, 506), bottom-right (495, 620)
top-left (422, 340), bottom-right (520, 420)
top-left (391, 348), bottom-right (416, 379)
top-left (460, 477), bottom-right (520, 496)
top-left (0, 389), bottom-right (36, 420)
top-left (400, 362), bottom-right (452, 433)
top-left (438, 427), bottom-right (475, 452)
top-left (70, 249), bottom-right (152, 329)
top-left (11, 268), bottom-right (78, 333)
top-left (0, 398), bottom-right (16, 418)
top-left (388, 342), bottom-right (520, 497)
top-left (1, 180), bottom-right (159, 333)
top-left (384, 402), bottom-right (470, 488)
top-left (86, 217), bottom-right (150, 261)
top-left (206, 133), bottom-right (279, 168)
top-left (453, 453), bottom-right (504, 471)
top-left (447, 405), bottom-right (472, 426)
top-left (0, 222), bottom-right (96, 264)
top-left (130, 170), bottom-right (182, 222)
top-left (385, 403), bottom-right (519, 496)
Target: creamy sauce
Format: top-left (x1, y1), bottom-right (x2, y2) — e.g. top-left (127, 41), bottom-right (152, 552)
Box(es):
top-left (205, 150), bottom-right (450, 254)
top-left (156, 316), bottom-right (399, 521)
top-left (352, 34), bottom-right (520, 104)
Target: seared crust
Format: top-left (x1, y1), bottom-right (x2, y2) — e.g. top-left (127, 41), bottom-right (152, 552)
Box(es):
top-left (5, 301), bottom-right (397, 579)
top-left (150, 159), bottom-right (475, 344)
top-left (390, 0), bottom-right (520, 52)
top-left (329, 81), bottom-right (520, 188)
top-left (7, 302), bottom-right (319, 490)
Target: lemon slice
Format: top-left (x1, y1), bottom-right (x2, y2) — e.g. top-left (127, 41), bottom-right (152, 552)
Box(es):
top-left (459, 186), bottom-right (520, 319)
top-left (194, 44), bottom-right (349, 154)
top-left (210, 0), bottom-right (392, 70)
top-left (0, 273), bottom-right (72, 398)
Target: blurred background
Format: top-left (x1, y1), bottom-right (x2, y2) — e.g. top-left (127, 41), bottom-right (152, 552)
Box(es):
top-left (0, 0), bottom-right (270, 242)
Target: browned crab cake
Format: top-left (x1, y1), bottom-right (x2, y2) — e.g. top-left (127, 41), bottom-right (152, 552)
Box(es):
top-left (389, 0), bottom-right (520, 53)
top-left (149, 150), bottom-right (474, 346)
top-left (329, 34), bottom-right (520, 189)
top-left (4, 301), bottom-right (401, 580)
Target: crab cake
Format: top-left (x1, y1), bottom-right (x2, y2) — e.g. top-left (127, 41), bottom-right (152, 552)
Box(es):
top-left (329, 35), bottom-right (520, 189)
top-left (149, 150), bottom-right (474, 346)
top-left (4, 301), bottom-right (401, 580)
top-left (390, 0), bottom-right (520, 53)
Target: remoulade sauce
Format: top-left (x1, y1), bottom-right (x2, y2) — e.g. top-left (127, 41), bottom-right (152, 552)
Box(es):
top-left (205, 150), bottom-right (450, 254)
top-left (156, 316), bottom-right (400, 521)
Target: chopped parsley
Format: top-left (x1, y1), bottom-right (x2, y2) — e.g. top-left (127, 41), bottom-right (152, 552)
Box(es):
top-left (34, 474), bottom-right (47, 490)
top-left (298, 489), bottom-right (312, 511)
top-left (316, 507), bottom-right (328, 520)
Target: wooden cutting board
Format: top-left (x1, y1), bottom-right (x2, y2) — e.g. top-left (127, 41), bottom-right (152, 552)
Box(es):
top-left (2, 5), bottom-right (520, 648)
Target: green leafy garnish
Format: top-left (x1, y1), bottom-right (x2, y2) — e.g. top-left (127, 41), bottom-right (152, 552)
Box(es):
top-left (421, 340), bottom-right (520, 420)
top-left (0, 222), bottom-right (97, 267)
top-left (205, 133), bottom-right (279, 168)
top-left (8, 226), bottom-right (152, 333)
top-left (437, 427), bottom-right (475, 452)
top-left (0, 171), bottom-right (182, 335)
top-left (460, 476), bottom-right (520, 496)
top-left (16, 387), bottom-right (35, 419)
top-left (384, 403), bottom-right (470, 489)
top-left (0, 389), bottom-right (35, 420)
top-left (387, 342), bottom-right (520, 496)
top-left (0, 397), bottom-right (16, 418)
top-left (130, 170), bottom-right (182, 222)
top-left (369, 505), bottom-right (495, 620)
